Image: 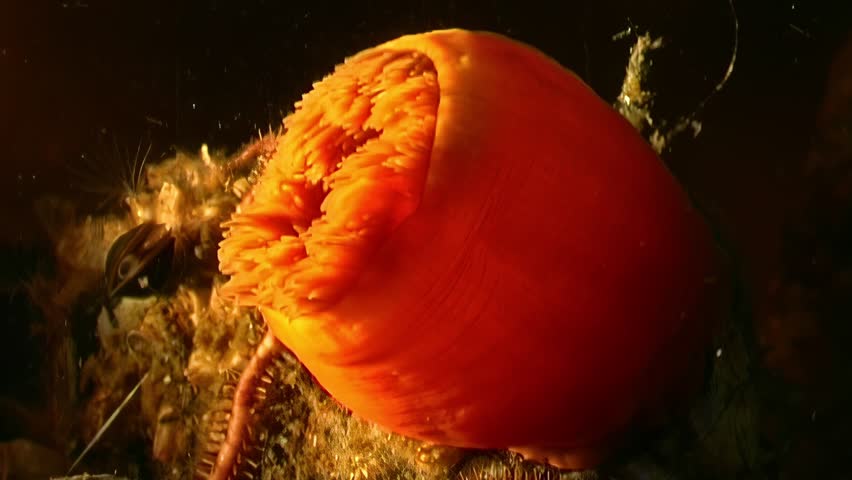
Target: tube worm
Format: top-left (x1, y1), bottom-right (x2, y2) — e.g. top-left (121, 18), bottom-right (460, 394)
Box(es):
top-left (218, 29), bottom-right (727, 469)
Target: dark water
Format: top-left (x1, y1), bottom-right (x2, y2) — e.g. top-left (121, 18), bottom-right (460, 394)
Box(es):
top-left (1, 1), bottom-right (851, 478)
top-left (1, 0), bottom-right (845, 239)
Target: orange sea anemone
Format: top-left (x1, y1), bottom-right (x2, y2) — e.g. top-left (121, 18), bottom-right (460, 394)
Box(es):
top-left (218, 29), bottom-right (727, 469)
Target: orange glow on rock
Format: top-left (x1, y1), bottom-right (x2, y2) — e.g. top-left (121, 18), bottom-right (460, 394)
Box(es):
top-left (218, 29), bottom-right (726, 469)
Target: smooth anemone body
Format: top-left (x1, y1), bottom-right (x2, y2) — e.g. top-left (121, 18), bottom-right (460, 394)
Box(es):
top-left (219, 29), bottom-right (725, 468)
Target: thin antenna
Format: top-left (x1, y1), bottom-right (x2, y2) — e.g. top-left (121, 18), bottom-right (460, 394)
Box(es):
top-left (66, 372), bottom-right (149, 475)
top-left (138, 142), bottom-right (152, 193)
top-left (647, 0), bottom-right (740, 152)
top-left (695, 0), bottom-right (739, 114)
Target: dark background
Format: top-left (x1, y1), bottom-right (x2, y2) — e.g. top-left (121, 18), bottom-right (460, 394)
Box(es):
top-left (1, 0), bottom-right (851, 476)
top-left (1, 0), bottom-right (849, 249)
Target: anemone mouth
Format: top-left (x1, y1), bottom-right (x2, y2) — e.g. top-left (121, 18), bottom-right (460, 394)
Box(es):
top-left (218, 48), bottom-right (439, 315)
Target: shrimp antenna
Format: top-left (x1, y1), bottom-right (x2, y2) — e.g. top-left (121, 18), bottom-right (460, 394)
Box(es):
top-left (693, 0), bottom-right (739, 116)
top-left (651, 0), bottom-right (739, 151)
top-left (616, 0), bottom-right (740, 152)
